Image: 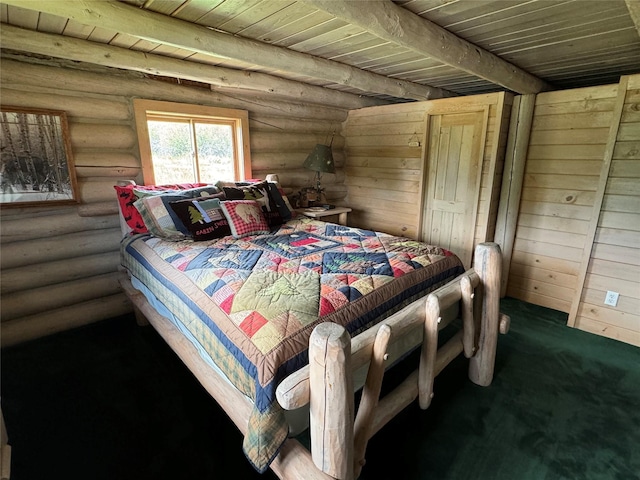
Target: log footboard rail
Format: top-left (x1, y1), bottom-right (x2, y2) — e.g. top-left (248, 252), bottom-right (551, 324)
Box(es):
top-left (276, 242), bottom-right (509, 479)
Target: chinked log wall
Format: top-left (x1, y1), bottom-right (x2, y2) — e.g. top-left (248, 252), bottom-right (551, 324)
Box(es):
top-left (0, 58), bottom-right (351, 346)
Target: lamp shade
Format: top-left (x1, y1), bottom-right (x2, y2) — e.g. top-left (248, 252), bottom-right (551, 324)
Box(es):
top-left (303, 144), bottom-right (335, 174)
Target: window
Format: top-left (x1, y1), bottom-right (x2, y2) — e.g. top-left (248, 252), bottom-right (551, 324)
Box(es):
top-left (133, 99), bottom-right (251, 185)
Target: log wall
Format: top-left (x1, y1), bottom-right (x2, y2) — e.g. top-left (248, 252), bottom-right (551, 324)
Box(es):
top-left (343, 92), bottom-right (511, 243)
top-left (0, 57), bottom-right (350, 346)
top-left (506, 75), bottom-right (640, 346)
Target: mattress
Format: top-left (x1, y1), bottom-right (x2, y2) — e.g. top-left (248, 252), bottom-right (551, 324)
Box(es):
top-left (121, 217), bottom-right (464, 471)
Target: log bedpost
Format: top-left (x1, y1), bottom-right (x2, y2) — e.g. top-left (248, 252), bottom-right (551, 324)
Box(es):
top-left (309, 322), bottom-right (354, 480)
top-left (460, 275), bottom-right (476, 358)
top-left (0, 407), bottom-right (10, 480)
top-left (132, 304), bottom-right (150, 327)
top-left (353, 324), bottom-right (391, 478)
top-left (418, 295), bottom-right (439, 409)
top-left (468, 243), bottom-right (502, 386)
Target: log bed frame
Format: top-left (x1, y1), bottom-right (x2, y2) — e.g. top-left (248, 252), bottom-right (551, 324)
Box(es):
top-left (119, 204), bottom-right (508, 479)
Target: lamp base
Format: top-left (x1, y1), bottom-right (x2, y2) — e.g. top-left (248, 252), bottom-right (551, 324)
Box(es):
top-left (298, 186), bottom-right (327, 208)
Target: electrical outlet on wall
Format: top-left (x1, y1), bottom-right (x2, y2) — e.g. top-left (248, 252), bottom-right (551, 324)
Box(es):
top-left (604, 291), bottom-right (619, 307)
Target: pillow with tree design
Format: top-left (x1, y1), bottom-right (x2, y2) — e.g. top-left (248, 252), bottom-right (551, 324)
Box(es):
top-left (169, 196), bottom-right (231, 241)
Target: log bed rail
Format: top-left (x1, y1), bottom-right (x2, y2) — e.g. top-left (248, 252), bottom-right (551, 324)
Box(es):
top-left (119, 242), bottom-right (508, 480)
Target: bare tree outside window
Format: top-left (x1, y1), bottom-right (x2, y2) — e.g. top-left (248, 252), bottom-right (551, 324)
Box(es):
top-left (0, 106), bottom-right (78, 206)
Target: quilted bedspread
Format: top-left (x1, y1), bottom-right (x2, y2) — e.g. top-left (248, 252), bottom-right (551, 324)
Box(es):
top-left (121, 217), bottom-right (464, 472)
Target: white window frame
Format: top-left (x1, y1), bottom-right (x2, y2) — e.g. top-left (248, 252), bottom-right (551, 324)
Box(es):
top-left (133, 99), bottom-right (251, 185)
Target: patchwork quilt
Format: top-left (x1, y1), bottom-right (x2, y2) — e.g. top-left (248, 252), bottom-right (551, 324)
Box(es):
top-left (121, 217), bottom-right (464, 472)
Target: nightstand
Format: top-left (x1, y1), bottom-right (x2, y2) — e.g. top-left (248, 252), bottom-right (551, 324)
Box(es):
top-left (296, 207), bottom-right (352, 226)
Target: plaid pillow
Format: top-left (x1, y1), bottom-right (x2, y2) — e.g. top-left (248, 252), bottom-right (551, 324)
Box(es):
top-left (220, 200), bottom-right (270, 238)
top-left (133, 186), bottom-right (220, 240)
top-left (114, 183), bottom-right (208, 235)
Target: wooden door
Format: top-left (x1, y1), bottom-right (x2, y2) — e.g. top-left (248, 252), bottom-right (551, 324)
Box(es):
top-left (421, 109), bottom-right (488, 268)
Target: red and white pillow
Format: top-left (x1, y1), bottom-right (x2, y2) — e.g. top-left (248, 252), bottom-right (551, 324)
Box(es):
top-left (220, 200), bottom-right (270, 238)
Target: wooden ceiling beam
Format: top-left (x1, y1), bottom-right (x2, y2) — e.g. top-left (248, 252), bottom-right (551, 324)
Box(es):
top-left (625, 0), bottom-right (640, 37)
top-left (2, 0), bottom-right (453, 102)
top-left (300, 0), bottom-right (552, 94)
top-left (0, 25), bottom-right (384, 110)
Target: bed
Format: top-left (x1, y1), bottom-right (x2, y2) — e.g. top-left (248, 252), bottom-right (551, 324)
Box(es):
top-left (115, 180), bottom-right (508, 480)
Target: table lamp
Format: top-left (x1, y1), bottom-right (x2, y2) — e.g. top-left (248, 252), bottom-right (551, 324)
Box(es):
top-left (303, 143), bottom-right (335, 202)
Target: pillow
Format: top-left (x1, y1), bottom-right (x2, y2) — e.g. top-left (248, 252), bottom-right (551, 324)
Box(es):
top-left (133, 186), bottom-right (221, 240)
top-left (114, 185), bottom-right (148, 234)
top-left (215, 179), bottom-right (262, 190)
top-left (169, 196), bottom-right (231, 241)
top-left (167, 191), bottom-right (226, 235)
top-left (281, 193), bottom-right (294, 213)
top-left (222, 180), bottom-right (272, 200)
top-left (223, 181), bottom-right (291, 228)
top-left (133, 184), bottom-right (217, 199)
top-left (138, 183), bottom-right (206, 192)
top-left (268, 183), bottom-right (292, 222)
top-left (220, 200), bottom-right (270, 238)
top-left (114, 183), bottom-right (210, 235)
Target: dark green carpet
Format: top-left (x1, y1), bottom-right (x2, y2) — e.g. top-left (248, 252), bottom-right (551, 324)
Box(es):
top-left (1, 298), bottom-right (638, 480)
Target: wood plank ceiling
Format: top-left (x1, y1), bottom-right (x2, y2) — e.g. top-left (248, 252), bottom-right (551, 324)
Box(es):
top-left (1, 0), bottom-right (639, 104)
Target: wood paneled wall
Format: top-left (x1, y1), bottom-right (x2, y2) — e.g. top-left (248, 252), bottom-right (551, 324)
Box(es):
top-left (0, 58), bottom-right (349, 346)
top-left (506, 75), bottom-right (640, 346)
top-left (572, 76), bottom-right (640, 345)
top-left (343, 102), bottom-right (426, 238)
top-left (343, 93), bottom-right (511, 242)
top-left (506, 85), bottom-right (618, 312)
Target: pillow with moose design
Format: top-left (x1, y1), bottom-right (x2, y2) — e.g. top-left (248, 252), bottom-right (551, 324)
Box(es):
top-left (222, 181), bottom-right (291, 228)
top-left (219, 200), bottom-right (270, 238)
